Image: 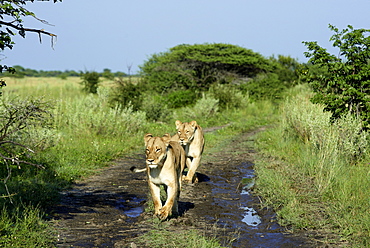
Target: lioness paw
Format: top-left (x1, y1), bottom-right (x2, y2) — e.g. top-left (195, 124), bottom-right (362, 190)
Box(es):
top-left (183, 175), bottom-right (198, 184)
top-left (158, 206), bottom-right (171, 220)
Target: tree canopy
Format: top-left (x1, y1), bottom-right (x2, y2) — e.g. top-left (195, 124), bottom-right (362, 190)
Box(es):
top-left (139, 43), bottom-right (275, 94)
top-left (303, 24), bottom-right (370, 129)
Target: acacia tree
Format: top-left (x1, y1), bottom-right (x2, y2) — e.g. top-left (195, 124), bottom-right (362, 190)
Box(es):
top-left (140, 43), bottom-right (274, 94)
top-left (303, 24), bottom-right (370, 130)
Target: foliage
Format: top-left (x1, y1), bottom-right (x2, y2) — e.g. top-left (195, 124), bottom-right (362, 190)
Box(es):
top-left (80, 71), bottom-right (100, 94)
top-left (209, 84), bottom-right (247, 110)
top-left (141, 95), bottom-right (172, 122)
top-left (303, 24), bottom-right (370, 130)
top-left (140, 43), bottom-right (274, 95)
top-left (282, 93), bottom-right (368, 165)
top-left (0, 0), bottom-right (61, 77)
top-left (240, 72), bottom-right (285, 101)
top-left (269, 55), bottom-right (300, 86)
top-left (108, 77), bottom-right (143, 111)
top-left (178, 95), bottom-right (219, 120)
top-left (165, 89), bottom-right (196, 108)
top-left (1, 65), bottom-right (128, 78)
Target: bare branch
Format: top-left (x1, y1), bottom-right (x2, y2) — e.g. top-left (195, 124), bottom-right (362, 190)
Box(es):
top-left (0, 20), bottom-right (57, 37)
top-left (0, 20), bottom-right (57, 48)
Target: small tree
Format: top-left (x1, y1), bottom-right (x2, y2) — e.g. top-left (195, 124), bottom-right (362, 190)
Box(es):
top-left (80, 71), bottom-right (100, 94)
top-left (109, 78), bottom-right (143, 111)
top-left (303, 24), bottom-right (370, 129)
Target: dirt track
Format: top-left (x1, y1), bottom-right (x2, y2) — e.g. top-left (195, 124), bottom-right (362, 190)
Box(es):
top-left (52, 126), bottom-right (330, 247)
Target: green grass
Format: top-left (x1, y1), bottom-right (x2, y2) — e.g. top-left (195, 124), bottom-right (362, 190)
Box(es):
top-left (254, 85), bottom-right (370, 246)
top-left (132, 227), bottom-right (225, 248)
top-left (0, 205), bottom-right (55, 248)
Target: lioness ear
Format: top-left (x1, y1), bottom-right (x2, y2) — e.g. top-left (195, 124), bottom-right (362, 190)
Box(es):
top-left (190, 120), bottom-right (197, 128)
top-left (175, 120), bottom-right (182, 130)
top-left (144, 133), bottom-right (153, 146)
top-left (162, 133), bottom-right (171, 145)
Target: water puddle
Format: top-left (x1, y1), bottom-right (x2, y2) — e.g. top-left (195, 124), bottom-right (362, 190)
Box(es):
top-left (124, 206), bottom-right (144, 218)
top-left (209, 161), bottom-right (307, 247)
top-left (116, 196), bottom-right (145, 218)
top-left (240, 206), bottom-right (261, 226)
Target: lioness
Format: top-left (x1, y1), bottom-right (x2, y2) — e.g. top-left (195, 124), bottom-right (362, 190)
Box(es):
top-left (171, 120), bottom-right (205, 183)
top-left (144, 133), bottom-right (185, 220)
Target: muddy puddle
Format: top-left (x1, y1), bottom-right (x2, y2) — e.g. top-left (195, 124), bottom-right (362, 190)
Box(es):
top-left (53, 128), bottom-right (324, 247)
top-left (202, 160), bottom-right (309, 248)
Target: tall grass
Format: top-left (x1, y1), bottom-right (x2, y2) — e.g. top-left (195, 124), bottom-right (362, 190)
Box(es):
top-left (255, 85), bottom-right (370, 246)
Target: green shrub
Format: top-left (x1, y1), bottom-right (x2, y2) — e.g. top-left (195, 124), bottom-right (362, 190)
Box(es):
top-left (109, 78), bottom-right (143, 111)
top-left (282, 94), bottom-right (368, 160)
top-left (80, 71), bottom-right (100, 94)
top-left (240, 72), bottom-right (286, 101)
top-left (209, 84), bottom-right (247, 110)
top-left (141, 95), bottom-right (172, 122)
top-left (165, 89), bottom-right (197, 108)
top-left (255, 87), bottom-right (370, 244)
top-left (178, 95), bottom-right (219, 120)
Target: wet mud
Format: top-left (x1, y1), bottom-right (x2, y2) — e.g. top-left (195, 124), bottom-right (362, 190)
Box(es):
top-left (52, 127), bottom-right (330, 247)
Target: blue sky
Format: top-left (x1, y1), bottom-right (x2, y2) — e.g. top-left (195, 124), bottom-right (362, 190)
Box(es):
top-left (1, 1), bottom-right (370, 74)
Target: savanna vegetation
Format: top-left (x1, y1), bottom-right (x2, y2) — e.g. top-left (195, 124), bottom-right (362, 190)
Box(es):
top-left (0, 10), bottom-right (369, 247)
top-left (1, 65), bottom-right (128, 79)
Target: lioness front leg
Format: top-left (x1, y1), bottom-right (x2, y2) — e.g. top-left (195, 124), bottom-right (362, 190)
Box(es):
top-left (149, 181), bottom-right (162, 217)
top-left (159, 183), bottom-right (178, 220)
top-left (184, 156), bottom-right (200, 183)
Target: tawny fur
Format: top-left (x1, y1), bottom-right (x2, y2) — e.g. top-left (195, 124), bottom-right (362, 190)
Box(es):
top-left (144, 133), bottom-right (185, 220)
top-left (171, 120), bottom-right (205, 183)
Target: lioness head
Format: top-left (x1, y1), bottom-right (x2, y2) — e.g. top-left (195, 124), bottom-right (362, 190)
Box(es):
top-left (175, 120), bottom-right (198, 146)
top-left (144, 133), bottom-right (171, 169)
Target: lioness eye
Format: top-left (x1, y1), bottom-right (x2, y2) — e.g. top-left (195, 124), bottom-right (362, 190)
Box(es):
top-left (156, 148), bottom-right (161, 152)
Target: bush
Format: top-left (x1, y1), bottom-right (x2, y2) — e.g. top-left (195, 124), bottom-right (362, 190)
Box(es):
top-left (80, 71), bottom-right (100, 94)
top-left (165, 89), bottom-right (197, 108)
top-left (208, 84), bottom-right (247, 110)
top-left (141, 95), bottom-right (172, 122)
top-left (0, 96), bottom-right (53, 169)
top-left (241, 73), bottom-right (286, 101)
top-left (109, 78), bottom-right (143, 111)
top-left (282, 94), bottom-right (368, 161)
top-left (179, 95), bottom-right (219, 120)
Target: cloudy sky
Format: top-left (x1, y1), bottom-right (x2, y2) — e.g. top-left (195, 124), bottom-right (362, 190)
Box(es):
top-left (1, 0), bottom-right (369, 74)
